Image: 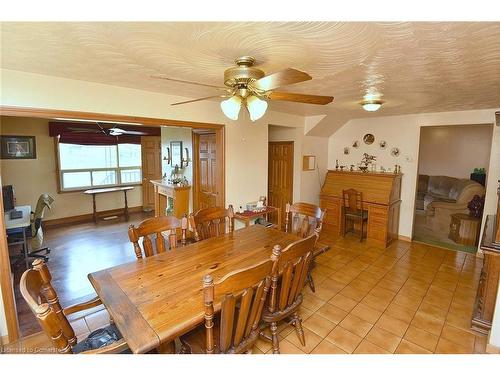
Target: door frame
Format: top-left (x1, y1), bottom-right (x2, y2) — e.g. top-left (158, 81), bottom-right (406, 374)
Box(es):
top-left (268, 141), bottom-right (294, 228)
top-left (192, 130), bottom-right (225, 212)
top-left (0, 105), bottom-right (225, 342)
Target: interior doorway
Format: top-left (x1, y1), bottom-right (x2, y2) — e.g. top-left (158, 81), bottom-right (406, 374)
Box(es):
top-left (413, 124), bottom-right (493, 253)
top-left (192, 131), bottom-right (225, 211)
top-left (267, 141), bottom-right (294, 229)
top-left (141, 136), bottom-right (162, 210)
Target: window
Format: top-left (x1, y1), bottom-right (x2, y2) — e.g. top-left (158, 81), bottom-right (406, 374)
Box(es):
top-left (58, 143), bottom-right (142, 190)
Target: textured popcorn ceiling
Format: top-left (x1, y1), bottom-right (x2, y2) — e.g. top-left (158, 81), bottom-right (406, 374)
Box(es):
top-left (1, 22), bottom-right (499, 135)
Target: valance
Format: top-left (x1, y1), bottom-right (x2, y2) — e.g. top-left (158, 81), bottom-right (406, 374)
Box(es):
top-left (48, 121), bottom-right (160, 145)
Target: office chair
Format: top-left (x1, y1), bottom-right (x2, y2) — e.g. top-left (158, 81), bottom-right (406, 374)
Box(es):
top-left (8, 194), bottom-right (54, 265)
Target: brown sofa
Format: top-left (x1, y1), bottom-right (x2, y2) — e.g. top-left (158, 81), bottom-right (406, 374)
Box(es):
top-left (418, 175), bottom-right (485, 232)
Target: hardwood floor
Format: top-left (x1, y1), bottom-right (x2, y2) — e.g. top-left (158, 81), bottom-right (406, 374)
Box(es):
top-left (11, 211), bottom-right (153, 336)
top-left (11, 215), bottom-right (487, 354)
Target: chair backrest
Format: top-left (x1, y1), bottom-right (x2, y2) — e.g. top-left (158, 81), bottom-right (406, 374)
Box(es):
top-left (128, 215), bottom-right (188, 259)
top-left (203, 256), bottom-right (276, 354)
top-left (267, 234), bottom-right (316, 315)
top-left (189, 205), bottom-right (235, 241)
top-left (342, 188), bottom-right (364, 215)
top-left (20, 259), bottom-right (75, 353)
top-left (285, 202), bottom-right (326, 238)
top-left (31, 193), bottom-right (54, 238)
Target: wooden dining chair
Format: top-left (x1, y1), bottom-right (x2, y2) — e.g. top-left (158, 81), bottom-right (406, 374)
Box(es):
top-left (260, 234), bottom-right (317, 354)
top-left (128, 215), bottom-right (188, 259)
top-left (284, 202), bottom-right (326, 293)
top-left (179, 256), bottom-right (277, 354)
top-left (342, 188), bottom-right (368, 241)
top-left (189, 205), bottom-right (235, 241)
top-left (18, 259), bottom-right (128, 354)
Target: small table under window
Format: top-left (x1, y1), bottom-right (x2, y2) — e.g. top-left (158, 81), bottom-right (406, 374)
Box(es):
top-left (83, 186), bottom-right (134, 223)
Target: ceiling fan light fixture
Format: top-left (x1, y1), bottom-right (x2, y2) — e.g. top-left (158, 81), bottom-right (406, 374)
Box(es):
top-left (361, 99), bottom-right (384, 112)
top-left (220, 96), bottom-right (242, 120)
top-left (246, 95), bottom-right (268, 122)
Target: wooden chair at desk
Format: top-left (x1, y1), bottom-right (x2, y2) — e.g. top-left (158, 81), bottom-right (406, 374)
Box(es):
top-left (189, 205), bottom-right (235, 241)
top-left (342, 188), bottom-right (368, 242)
top-left (179, 256), bottom-right (276, 354)
top-left (11, 259), bottom-right (128, 354)
top-left (284, 202), bottom-right (326, 293)
top-left (128, 215), bottom-right (188, 259)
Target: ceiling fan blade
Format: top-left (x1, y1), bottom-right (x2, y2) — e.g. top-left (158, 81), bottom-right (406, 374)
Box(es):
top-left (111, 129), bottom-right (148, 136)
top-left (251, 68), bottom-right (312, 91)
top-left (171, 95), bottom-right (225, 106)
top-left (151, 75), bottom-right (226, 90)
top-left (268, 91), bottom-right (334, 105)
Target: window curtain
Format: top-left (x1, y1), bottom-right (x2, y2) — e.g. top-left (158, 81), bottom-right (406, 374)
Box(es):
top-left (48, 122), bottom-right (160, 145)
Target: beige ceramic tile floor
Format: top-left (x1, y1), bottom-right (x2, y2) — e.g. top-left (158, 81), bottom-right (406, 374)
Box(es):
top-left (254, 234), bottom-right (487, 354)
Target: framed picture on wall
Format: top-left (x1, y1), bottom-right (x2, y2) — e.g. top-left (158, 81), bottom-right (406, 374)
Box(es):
top-left (0, 135), bottom-right (37, 159)
top-left (170, 141), bottom-right (183, 167)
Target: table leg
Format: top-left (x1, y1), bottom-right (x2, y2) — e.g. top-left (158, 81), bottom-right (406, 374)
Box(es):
top-left (23, 227), bottom-right (29, 269)
top-left (277, 208), bottom-right (282, 231)
top-left (124, 190), bottom-right (129, 221)
top-left (157, 340), bottom-right (175, 354)
top-left (245, 218), bottom-right (250, 228)
top-left (92, 194), bottom-right (97, 223)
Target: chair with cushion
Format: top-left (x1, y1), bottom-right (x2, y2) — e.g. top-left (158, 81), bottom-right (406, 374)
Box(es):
top-left (128, 215), bottom-right (188, 259)
top-left (423, 175), bottom-right (485, 232)
top-left (342, 188), bottom-right (368, 241)
top-left (17, 259), bottom-right (128, 354)
top-left (189, 205), bottom-right (235, 241)
top-left (284, 202), bottom-right (326, 292)
top-left (179, 256), bottom-right (277, 354)
top-left (260, 234), bottom-right (316, 354)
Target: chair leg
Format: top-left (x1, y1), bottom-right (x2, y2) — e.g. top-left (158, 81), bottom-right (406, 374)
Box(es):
top-left (292, 312), bottom-right (306, 346)
top-left (306, 270), bottom-right (315, 293)
top-left (360, 219), bottom-right (363, 242)
top-left (270, 322), bottom-right (280, 354)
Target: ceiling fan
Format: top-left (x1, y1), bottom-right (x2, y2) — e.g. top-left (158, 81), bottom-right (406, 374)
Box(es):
top-left (67, 123), bottom-right (148, 136)
top-left (152, 56), bottom-right (334, 121)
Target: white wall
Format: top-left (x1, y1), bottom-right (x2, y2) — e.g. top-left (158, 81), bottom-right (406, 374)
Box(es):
top-left (0, 286), bottom-right (8, 342)
top-left (328, 109), bottom-right (499, 239)
top-left (418, 125), bottom-right (493, 179)
top-left (269, 125), bottom-right (328, 205)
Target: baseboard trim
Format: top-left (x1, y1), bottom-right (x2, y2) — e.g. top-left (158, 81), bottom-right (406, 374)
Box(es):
top-left (44, 206), bottom-right (144, 229)
top-left (1, 333), bottom-right (10, 346)
top-left (398, 235), bottom-right (412, 242)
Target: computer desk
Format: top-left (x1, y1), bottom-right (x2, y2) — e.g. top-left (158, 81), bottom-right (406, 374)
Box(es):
top-left (4, 205), bottom-right (32, 269)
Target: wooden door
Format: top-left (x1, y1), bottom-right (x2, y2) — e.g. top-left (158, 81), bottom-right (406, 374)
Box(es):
top-left (268, 142), bottom-right (294, 229)
top-left (141, 136), bottom-right (162, 210)
top-left (194, 132), bottom-right (219, 211)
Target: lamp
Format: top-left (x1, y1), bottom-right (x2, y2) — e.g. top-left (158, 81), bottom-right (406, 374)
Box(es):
top-left (246, 95), bottom-right (268, 121)
top-left (361, 100), bottom-right (383, 112)
top-left (220, 96), bottom-right (242, 120)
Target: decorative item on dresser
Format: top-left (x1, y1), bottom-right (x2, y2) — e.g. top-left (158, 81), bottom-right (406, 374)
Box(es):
top-left (179, 257), bottom-right (276, 354)
top-left (260, 235), bottom-right (316, 354)
top-left (284, 202), bottom-right (327, 292)
top-left (319, 170), bottom-right (402, 248)
top-left (189, 205), bottom-right (235, 241)
top-left (128, 215), bottom-right (188, 259)
top-left (150, 179), bottom-right (190, 218)
top-left (472, 181), bottom-right (500, 334)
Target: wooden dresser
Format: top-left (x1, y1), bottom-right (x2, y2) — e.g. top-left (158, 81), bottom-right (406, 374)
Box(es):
top-left (472, 181), bottom-right (500, 334)
top-left (320, 170), bottom-right (402, 248)
top-left (150, 179), bottom-right (190, 218)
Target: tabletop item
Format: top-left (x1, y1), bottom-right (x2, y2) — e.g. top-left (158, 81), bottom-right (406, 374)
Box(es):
top-left (88, 225), bottom-right (305, 353)
top-left (83, 186), bottom-right (134, 223)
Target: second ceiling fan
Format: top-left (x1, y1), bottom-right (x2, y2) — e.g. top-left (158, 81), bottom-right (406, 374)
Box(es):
top-left (152, 56), bottom-right (334, 121)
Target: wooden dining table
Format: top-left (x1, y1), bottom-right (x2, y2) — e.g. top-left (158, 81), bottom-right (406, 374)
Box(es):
top-left (88, 224), bottom-right (319, 354)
